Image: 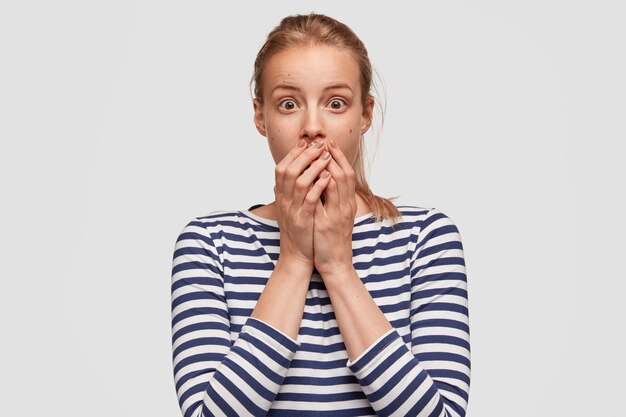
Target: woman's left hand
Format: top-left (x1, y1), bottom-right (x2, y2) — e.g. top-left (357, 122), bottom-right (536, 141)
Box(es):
top-left (313, 140), bottom-right (357, 278)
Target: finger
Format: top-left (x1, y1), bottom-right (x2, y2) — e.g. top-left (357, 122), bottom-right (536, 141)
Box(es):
top-left (282, 140), bottom-right (326, 203)
top-left (328, 140), bottom-right (356, 197)
top-left (325, 158), bottom-right (350, 204)
top-left (274, 139), bottom-right (308, 199)
top-left (327, 140), bottom-right (354, 175)
top-left (292, 150), bottom-right (332, 205)
top-left (323, 176), bottom-right (340, 215)
top-left (301, 170), bottom-right (331, 217)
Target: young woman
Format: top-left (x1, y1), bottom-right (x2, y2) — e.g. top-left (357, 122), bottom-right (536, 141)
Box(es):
top-left (171, 13), bottom-right (470, 417)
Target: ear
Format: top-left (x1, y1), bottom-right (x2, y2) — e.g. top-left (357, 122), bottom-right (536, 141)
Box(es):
top-left (360, 95), bottom-right (375, 135)
top-left (253, 98), bottom-right (267, 137)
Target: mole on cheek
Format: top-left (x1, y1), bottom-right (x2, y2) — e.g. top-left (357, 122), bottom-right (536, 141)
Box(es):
top-left (350, 129), bottom-right (353, 133)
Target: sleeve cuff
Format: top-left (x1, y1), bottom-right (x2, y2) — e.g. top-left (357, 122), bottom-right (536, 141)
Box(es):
top-left (346, 328), bottom-right (398, 371)
top-left (243, 316), bottom-right (301, 354)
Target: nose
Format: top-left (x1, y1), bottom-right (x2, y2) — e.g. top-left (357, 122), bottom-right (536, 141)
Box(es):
top-left (300, 107), bottom-right (325, 142)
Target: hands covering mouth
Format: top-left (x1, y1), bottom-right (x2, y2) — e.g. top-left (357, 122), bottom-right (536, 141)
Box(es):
top-left (273, 137), bottom-right (357, 276)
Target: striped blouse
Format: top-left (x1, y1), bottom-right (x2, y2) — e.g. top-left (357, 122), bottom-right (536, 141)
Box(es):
top-left (171, 205), bottom-right (470, 417)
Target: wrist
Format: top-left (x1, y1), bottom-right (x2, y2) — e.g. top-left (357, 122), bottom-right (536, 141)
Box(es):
top-left (275, 255), bottom-right (314, 279)
top-left (317, 263), bottom-right (357, 284)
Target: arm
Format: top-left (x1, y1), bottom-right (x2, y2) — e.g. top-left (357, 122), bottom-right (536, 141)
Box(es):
top-left (252, 139), bottom-right (332, 339)
top-left (171, 141), bottom-right (334, 415)
top-left (250, 256), bottom-right (313, 339)
top-left (315, 142), bottom-right (470, 415)
top-left (322, 267), bottom-right (393, 361)
top-left (339, 208), bottom-right (470, 417)
top-left (171, 218), bottom-right (301, 417)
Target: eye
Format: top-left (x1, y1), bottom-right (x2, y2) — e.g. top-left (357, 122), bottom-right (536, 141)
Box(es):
top-left (278, 99), bottom-right (297, 111)
top-left (328, 98), bottom-right (347, 110)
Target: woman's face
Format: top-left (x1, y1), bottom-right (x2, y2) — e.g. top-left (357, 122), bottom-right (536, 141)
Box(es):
top-left (253, 45), bottom-right (374, 166)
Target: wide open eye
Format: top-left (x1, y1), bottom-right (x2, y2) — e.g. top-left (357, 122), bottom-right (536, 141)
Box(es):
top-left (328, 98), bottom-right (347, 110)
top-left (279, 99), bottom-right (297, 110)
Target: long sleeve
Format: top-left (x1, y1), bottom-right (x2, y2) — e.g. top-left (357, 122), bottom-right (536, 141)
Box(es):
top-left (171, 217), bottom-right (300, 417)
top-left (346, 208), bottom-right (471, 417)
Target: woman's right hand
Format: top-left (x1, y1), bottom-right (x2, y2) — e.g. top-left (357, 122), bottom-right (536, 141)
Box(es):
top-left (274, 139), bottom-right (333, 272)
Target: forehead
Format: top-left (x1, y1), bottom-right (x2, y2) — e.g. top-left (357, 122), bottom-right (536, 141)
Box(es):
top-left (262, 45), bottom-right (361, 96)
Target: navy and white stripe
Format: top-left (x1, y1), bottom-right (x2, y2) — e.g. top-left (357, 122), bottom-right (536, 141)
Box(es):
top-left (171, 206), bottom-right (470, 417)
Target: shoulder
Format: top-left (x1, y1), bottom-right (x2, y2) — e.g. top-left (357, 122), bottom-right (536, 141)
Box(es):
top-left (355, 205), bottom-right (435, 232)
top-left (395, 205), bottom-right (460, 227)
top-left (392, 205), bottom-right (464, 246)
top-left (195, 209), bottom-right (246, 226)
top-left (394, 205), bottom-right (432, 221)
top-left (177, 209), bottom-right (276, 238)
top-left (354, 205), bottom-right (434, 242)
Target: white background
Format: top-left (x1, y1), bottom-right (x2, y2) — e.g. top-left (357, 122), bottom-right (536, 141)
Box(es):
top-left (1, 1), bottom-right (624, 416)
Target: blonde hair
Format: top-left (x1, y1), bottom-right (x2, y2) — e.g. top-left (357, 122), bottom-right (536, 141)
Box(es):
top-left (251, 12), bottom-right (401, 223)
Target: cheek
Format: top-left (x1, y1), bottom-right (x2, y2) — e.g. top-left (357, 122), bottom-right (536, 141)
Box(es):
top-left (342, 114), bottom-right (361, 139)
top-left (267, 134), bottom-right (292, 164)
top-left (334, 128), bottom-right (361, 166)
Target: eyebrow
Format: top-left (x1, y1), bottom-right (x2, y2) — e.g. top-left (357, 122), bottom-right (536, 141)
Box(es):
top-left (271, 82), bottom-right (353, 94)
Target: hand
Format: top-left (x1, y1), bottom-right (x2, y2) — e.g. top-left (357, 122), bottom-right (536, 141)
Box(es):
top-left (312, 140), bottom-right (358, 277)
top-left (274, 139), bottom-right (333, 272)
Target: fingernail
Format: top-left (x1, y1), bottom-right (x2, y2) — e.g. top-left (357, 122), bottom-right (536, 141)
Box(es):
top-left (313, 141), bottom-right (324, 148)
top-left (330, 140), bottom-right (337, 148)
top-left (298, 139), bottom-right (306, 147)
top-left (322, 170), bottom-right (330, 178)
top-left (321, 151), bottom-right (330, 160)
